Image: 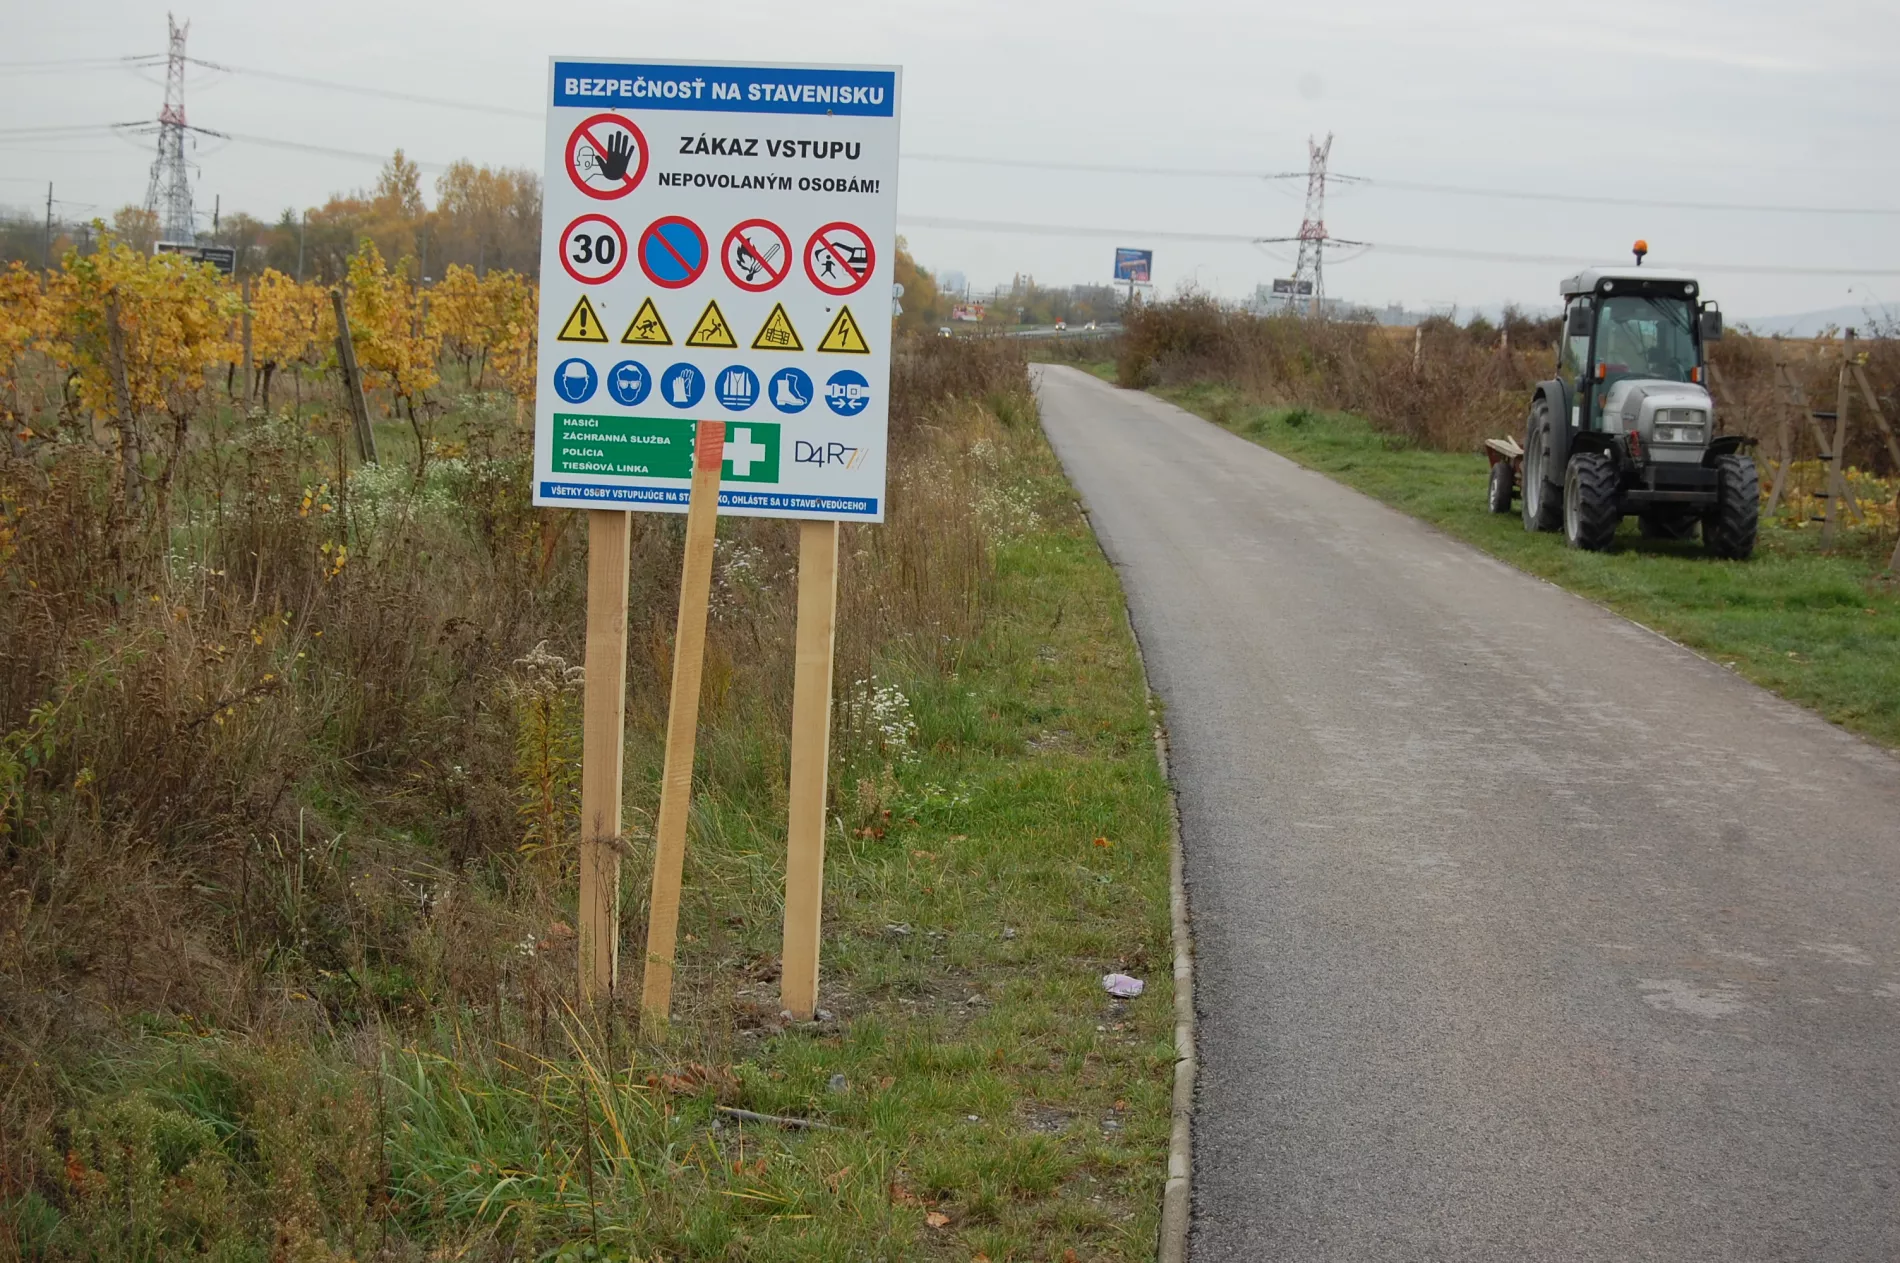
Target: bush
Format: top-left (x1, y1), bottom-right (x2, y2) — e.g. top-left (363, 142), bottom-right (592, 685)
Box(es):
top-left (0, 260), bottom-right (1038, 1250)
top-left (1117, 297), bottom-right (1900, 470)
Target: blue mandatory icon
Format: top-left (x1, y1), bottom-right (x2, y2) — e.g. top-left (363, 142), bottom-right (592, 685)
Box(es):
top-left (824, 369), bottom-right (871, 417)
top-left (715, 365), bottom-right (759, 412)
top-left (605, 360), bottom-right (650, 407)
top-left (553, 357), bottom-right (597, 404)
top-left (660, 362), bottom-right (704, 410)
top-left (768, 367), bottom-right (813, 414)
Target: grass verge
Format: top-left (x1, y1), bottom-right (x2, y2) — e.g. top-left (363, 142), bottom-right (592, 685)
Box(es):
top-left (1160, 382), bottom-right (1900, 748)
top-left (6, 358), bottom-right (1175, 1260)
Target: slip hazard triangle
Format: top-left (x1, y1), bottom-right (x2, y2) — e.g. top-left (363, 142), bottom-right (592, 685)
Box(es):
top-left (751, 302), bottom-right (803, 351)
top-left (817, 305), bottom-right (870, 354)
top-left (556, 294), bottom-right (609, 342)
top-left (684, 299), bottom-right (738, 349)
top-left (619, 296), bottom-right (671, 345)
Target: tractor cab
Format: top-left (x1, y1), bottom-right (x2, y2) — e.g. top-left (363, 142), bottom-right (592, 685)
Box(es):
top-left (1557, 261), bottom-right (1723, 449)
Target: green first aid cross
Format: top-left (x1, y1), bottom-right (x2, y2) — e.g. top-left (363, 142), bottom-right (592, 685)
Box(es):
top-left (552, 415), bottom-right (780, 481)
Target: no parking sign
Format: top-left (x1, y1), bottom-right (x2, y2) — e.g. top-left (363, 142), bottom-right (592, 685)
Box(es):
top-left (533, 58), bottom-right (902, 522)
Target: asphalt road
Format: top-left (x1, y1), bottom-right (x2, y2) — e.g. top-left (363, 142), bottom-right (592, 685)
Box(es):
top-left (1032, 365), bottom-right (1900, 1261)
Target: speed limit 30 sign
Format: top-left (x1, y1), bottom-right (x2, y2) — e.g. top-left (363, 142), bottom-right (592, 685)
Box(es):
top-left (560, 214), bottom-right (628, 284)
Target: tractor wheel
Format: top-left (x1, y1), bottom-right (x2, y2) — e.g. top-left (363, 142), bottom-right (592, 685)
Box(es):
top-left (1521, 403), bottom-right (1561, 532)
top-left (1487, 460), bottom-right (1514, 514)
top-left (1704, 453), bottom-right (1759, 560)
top-left (1563, 452), bottom-right (1619, 551)
top-left (1638, 510), bottom-right (1698, 541)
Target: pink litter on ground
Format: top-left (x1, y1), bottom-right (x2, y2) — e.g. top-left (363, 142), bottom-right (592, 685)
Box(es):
top-left (1101, 972), bottom-right (1145, 998)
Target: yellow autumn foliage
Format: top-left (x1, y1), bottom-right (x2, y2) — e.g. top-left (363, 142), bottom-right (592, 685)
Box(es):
top-left (250, 267), bottom-right (334, 375)
top-left (1768, 460), bottom-right (1900, 533)
top-left (343, 240), bottom-right (439, 406)
top-left (41, 239), bottom-right (242, 422)
top-left (426, 263), bottom-right (536, 395)
top-left (0, 262), bottom-right (48, 429)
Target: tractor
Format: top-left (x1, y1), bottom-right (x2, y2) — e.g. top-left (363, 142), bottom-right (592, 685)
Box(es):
top-left (1487, 242), bottom-right (1757, 558)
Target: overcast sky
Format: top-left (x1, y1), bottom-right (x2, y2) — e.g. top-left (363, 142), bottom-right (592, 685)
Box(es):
top-left (4, 0), bottom-right (1897, 318)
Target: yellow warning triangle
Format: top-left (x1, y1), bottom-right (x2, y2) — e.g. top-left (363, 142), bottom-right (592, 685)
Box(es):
top-left (684, 299), bottom-right (738, 349)
top-left (817, 305), bottom-right (870, 354)
top-left (557, 294), bottom-right (609, 343)
top-left (751, 302), bottom-right (803, 351)
top-left (619, 296), bottom-right (671, 346)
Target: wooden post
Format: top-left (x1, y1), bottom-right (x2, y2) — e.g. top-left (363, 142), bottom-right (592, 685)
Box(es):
top-left (103, 293), bottom-right (140, 508)
top-left (780, 519), bottom-right (841, 1020)
top-left (578, 509), bottom-right (633, 1004)
top-left (240, 277), bottom-right (254, 407)
top-left (1823, 361), bottom-right (1852, 548)
top-left (1850, 363), bottom-right (1900, 471)
top-left (639, 420), bottom-right (726, 1034)
top-left (1847, 363), bottom-right (1900, 571)
top-left (1764, 410), bottom-right (1794, 517)
top-left (330, 287), bottom-right (378, 464)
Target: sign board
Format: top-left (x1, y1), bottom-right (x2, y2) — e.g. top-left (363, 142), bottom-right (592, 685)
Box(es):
top-left (1272, 277), bottom-right (1314, 296)
top-left (535, 58), bottom-right (902, 522)
top-left (1112, 247), bottom-right (1152, 284)
top-left (155, 241), bottom-right (237, 275)
top-left (951, 302), bottom-right (984, 323)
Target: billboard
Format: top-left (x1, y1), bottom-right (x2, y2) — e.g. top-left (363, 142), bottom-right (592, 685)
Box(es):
top-left (1113, 248), bottom-right (1152, 284)
top-left (155, 242), bottom-right (237, 275)
top-left (951, 303), bottom-right (985, 322)
top-left (1271, 278), bottom-right (1314, 296)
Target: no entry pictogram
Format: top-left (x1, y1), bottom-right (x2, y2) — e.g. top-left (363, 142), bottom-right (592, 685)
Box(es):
top-left (639, 216), bottom-right (709, 289)
top-left (805, 222), bottom-right (875, 296)
top-left (722, 219), bottom-right (792, 292)
top-left (565, 113), bottom-right (648, 200)
top-left (560, 213), bottom-right (628, 285)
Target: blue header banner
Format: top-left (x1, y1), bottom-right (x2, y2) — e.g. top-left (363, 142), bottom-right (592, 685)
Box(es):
top-left (552, 62), bottom-right (896, 117)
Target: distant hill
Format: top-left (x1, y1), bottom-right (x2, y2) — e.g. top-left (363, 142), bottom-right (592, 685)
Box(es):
top-left (1735, 304), bottom-right (1899, 338)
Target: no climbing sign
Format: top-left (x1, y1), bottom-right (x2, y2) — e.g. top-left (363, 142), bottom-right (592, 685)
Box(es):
top-left (533, 57), bottom-right (901, 523)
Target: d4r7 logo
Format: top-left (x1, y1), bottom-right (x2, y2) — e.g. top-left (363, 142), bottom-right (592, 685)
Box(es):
top-left (793, 439), bottom-right (864, 470)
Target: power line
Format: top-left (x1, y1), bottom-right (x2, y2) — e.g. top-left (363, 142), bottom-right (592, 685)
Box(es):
top-left (0, 54), bottom-right (162, 72)
top-left (2, 51), bottom-right (537, 120)
top-left (900, 152), bottom-right (1900, 218)
top-left (185, 57), bottom-right (540, 121)
top-left (1364, 176), bottom-right (1900, 218)
top-left (20, 52), bottom-right (1898, 219)
top-left (215, 130), bottom-right (449, 172)
top-left (0, 124), bottom-right (127, 137)
top-left (896, 213), bottom-right (1900, 278)
top-left (903, 151), bottom-right (1268, 180)
top-left (10, 52), bottom-right (1900, 219)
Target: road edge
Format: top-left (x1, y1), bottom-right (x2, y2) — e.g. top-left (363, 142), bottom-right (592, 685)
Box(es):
top-left (1153, 706), bottom-right (1194, 1263)
top-left (1032, 364), bottom-right (1197, 1260)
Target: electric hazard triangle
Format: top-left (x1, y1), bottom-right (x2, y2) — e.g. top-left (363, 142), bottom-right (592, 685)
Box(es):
top-left (817, 305), bottom-right (870, 354)
top-left (556, 294), bottom-right (609, 342)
